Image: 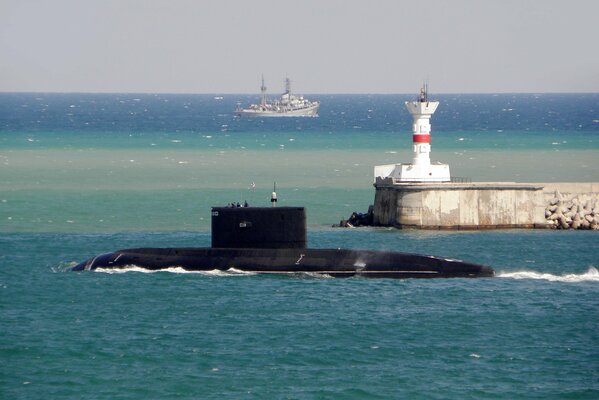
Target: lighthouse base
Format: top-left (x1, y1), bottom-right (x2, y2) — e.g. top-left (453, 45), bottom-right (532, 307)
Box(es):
top-left (372, 181), bottom-right (548, 229)
top-left (374, 163), bottom-right (451, 183)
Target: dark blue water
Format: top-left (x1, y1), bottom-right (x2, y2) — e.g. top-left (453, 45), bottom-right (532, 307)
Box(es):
top-left (2, 93), bottom-right (598, 150)
top-left (1, 93), bottom-right (598, 399)
top-left (2, 92), bottom-right (598, 131)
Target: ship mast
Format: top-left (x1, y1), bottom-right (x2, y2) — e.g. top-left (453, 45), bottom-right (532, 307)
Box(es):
top-left (285, 77), bottom-right (291, 95)
top-left (260, 75), bottom-right (267, 107)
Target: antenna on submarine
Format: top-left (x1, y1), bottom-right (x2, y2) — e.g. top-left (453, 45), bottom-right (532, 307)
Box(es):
top-left (271, 181), bottom-right (277, 207)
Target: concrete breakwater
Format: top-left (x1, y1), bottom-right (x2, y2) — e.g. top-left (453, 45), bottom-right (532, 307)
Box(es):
top-left (372, 180), bottom-right (599, 230)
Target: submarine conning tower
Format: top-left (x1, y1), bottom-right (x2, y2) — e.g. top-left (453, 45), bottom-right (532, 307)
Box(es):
top-left (211, 206), bottom-right (307, 249)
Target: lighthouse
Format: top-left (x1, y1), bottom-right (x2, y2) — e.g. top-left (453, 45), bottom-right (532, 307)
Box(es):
top-left (374, 84), bottom-right (450, 183)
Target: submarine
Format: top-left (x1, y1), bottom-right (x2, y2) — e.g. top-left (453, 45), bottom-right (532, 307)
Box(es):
top-left (72, 203), bottom-right (494, 278)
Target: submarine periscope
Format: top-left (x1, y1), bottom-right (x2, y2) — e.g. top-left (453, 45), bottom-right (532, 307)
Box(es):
top-left (72, 205), bottom-right (494, 278)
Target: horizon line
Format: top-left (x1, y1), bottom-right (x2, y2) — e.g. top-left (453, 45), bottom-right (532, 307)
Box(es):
top-left (2, 90), bottom-right (598, 96)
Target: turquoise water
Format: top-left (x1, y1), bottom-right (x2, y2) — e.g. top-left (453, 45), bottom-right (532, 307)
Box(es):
top-left (1, 93), bottom-right (598, 398)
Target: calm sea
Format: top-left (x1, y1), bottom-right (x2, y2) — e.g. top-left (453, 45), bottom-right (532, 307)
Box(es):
top-left (1, 93), bottom-right (598, 399)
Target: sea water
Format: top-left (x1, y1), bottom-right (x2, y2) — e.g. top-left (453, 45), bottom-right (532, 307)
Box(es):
top-left (1, 93), bottom-right (598, 399)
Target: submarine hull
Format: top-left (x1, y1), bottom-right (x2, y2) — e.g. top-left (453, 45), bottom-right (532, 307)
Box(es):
top-left (72, 247), bottom-right (494, 278)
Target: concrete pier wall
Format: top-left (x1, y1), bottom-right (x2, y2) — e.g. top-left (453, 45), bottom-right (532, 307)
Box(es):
top-left (373, 180), bottom-right (599, 230)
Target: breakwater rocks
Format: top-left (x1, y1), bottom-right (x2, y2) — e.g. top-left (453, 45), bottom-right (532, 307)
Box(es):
top-left (337, 206), bottom-right (374, 227)
top-left (545, 191), bottom-right (599, 230)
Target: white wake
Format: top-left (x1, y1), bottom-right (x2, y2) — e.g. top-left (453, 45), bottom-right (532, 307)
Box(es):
top-left (92, 266), bottom-right (333, 278)
top-left (90, 265), bottom-right (599, 282)
top-left (94, 266), bottom-right (256, 276)
top-left (497, 266), bottom-right (599, 283)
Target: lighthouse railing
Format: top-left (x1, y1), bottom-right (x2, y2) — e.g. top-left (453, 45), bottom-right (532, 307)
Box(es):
top-left (384, 176), bottom-right (472, 184)
top-left (450, 177), bottom-right (472, 183)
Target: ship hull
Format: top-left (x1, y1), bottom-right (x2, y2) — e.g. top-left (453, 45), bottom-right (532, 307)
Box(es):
top-left (72, 247), bottom-right (494, 278)
top-left (236, 103), bottom-right (319, 117)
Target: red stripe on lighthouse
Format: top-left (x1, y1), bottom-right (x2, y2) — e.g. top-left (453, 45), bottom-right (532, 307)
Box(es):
top-left (413, 134), bottom-right (431, 143)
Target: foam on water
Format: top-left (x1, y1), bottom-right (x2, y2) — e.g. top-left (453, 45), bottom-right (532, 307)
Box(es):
top-left (92, 266), bottom-right (336, 278)
top-left (498, 266), bottom-right (599, 282)
top-left (94, 265), bottom-right (186, 274)
top-left (52, 261), bottom-right (79, 273)
top-left (94, 266), bottom-right (257, 276)
top-left (89, 265), bottom-right (599, 282)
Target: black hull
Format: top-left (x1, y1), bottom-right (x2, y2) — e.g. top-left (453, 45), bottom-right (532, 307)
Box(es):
top-left (72, 247), bottom-right (494, 278)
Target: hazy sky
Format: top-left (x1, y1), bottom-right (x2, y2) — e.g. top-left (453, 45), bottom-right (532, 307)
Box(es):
top-left (1, 0), bottom-right (598, 94)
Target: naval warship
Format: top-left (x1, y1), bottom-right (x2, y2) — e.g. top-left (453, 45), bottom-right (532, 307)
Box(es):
top-left (236, 77), bottom-right (319, 117)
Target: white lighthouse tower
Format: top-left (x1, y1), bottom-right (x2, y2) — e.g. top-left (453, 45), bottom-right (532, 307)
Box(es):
top-left (374, 84), bottom-right (450, 183)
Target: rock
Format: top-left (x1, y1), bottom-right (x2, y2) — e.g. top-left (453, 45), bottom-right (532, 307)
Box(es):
top-left (579, 211), bottom-right (589, 220)
top-left (339, 206), bottom-right (374, 228)
top-left (564, 211), bottom-right (574, 219)
top-left (570, 205), bottom-right (578, 214)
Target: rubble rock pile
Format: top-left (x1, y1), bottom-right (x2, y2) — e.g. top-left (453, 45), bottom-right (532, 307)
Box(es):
top-left (337, 206), bottom-right (374, 227)
top-left (545, 190), bottom-right (599, 230)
